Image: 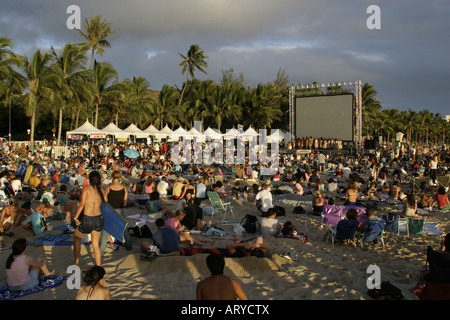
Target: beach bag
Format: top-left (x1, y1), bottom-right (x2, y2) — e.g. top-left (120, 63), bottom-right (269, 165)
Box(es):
top-left (368, 281), bottom-right (403, 300)
top-left (293, 205), bottom-right (306, 214)
top-left (128, 224), bottom-right (152, 239)
top-left (381, 213), bottom-right (399, 233)
top-left (241, 214), bottom-right (259, 234)
top-left (274, 205), bottom-right (286, 216)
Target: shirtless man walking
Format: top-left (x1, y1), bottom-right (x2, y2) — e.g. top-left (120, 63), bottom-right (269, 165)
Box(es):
top-left (196, 254), bottom-right (248, 300)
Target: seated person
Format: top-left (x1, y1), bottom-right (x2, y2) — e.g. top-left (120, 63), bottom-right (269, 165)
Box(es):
top-left (334, 208), bottom-right (360, 241)
top-left (312, 191), bottom-right (325, 216)
top-left (64, 193), bottom-right (79, 225)
top-left (403, 193), bottom-right (420, 218)
top-left (259, 208), bottom-right (282, 236)
top-left (419, 194), bottom-right (435, 211)
top-left (275, 221), bottom-right (307, 242)
top-left (344, 182), bottom-right (359, 205)
top-left (6, 238), bottom-right (56, 292)
top-left (389, 181), bottom-right (402, 200)
top-left (436, 186), bottom-right (450, 211)
top-left (307, 169), bottom-right (320, 187)
top-left (140, 191), bottom-right (171, 220)
top-left (291, 179), bottom-right (304, 195)
top-left (183, 198), bottom-right (206, 231)
top-left (226, 236), bottom-right (269, 258)
top-left (165, 209), bottom-right (214, 247)
top-left (141, 218), bottom-right (180, 256)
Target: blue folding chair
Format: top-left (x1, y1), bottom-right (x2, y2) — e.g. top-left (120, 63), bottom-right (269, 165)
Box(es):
top-left (360, 219), bottom-right (386, 248)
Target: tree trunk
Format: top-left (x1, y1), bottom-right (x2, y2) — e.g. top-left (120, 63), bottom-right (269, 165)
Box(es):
top-left (57, 107), bottom-right (63, 146)
top-left (30, 107), bottom-right (36, 151)
top-left (178, 74), bottom-right (190, 105)
top-left (95, 103), bottom-right (99, 127)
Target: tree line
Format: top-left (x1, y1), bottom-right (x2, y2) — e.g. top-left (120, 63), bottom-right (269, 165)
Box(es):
top-left (0, 15), bottom-right (448, 149)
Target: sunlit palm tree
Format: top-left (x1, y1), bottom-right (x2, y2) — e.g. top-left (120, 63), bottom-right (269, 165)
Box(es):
top-left (178, 44), bottom-right (208, 105)
top-left (50, 42), bottom-right (90, 145)
top-left (90, 60), bottom-right (120, 127)
top-left (22, 50), bottom-right (59, 150)
top-left (77, 15), bottom-right (115, 70)
top-left (149, 84), bottom-right (184, 129)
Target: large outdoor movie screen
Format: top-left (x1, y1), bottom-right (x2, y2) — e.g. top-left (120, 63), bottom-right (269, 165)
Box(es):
top-left (295, 94), bottom-right (354, 141)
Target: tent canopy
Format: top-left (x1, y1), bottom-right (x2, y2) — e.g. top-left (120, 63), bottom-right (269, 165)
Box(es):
top-left (101, 122), bottom-right (129, 138)
top-left (66, 120), bottom-right (106, 138)
top-left (123, 124), bottom-right (148, 138)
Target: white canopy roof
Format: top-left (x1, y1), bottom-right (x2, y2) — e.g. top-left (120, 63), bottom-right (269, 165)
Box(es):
top-left (242, 127), bottom-right (259, 136)
top-left (101, 122), bottom-right (129, 138)
top-left (143, 124), bottom-right (160, 135)
top-left (66, 120), bottom-right (106, 137)
top-left (123, 123), bottom-right (148, 138)
top-left (203, 127), bottom-right (222, 140)
top-left (155, 125), bottom-right (174, 137)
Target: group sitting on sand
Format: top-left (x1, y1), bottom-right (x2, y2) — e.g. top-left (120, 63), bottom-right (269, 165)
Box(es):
top-left (1, 138), bottom-right (449, 299)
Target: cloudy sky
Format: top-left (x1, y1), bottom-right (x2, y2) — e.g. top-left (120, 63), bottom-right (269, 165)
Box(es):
top-left (2, 0), bottom-right (449, 116)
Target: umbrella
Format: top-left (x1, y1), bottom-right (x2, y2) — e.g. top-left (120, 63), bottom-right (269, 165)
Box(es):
top-left (123, 148), bottom-right (140, 159)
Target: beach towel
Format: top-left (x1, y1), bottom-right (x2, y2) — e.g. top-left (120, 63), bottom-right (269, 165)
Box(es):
top-left (398, 220), bottom-right (443, 235)
top-left (0, 275), bottom-right (68, 300)
top-left (28, 234), bottom-right (71, 246)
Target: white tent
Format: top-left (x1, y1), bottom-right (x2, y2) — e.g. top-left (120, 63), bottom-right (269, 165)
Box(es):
top-left (223, 127), bottom-right (240, 139)
top-left (188, 126), bottom-right (202, 139)
top-left (203, 127), bottom-right (222, 140)
top-left (155, 125), bottom-right (174, 138)
top-left (143, 124), bottom-right (160, 135)
top-left (171, 127), bottom-right (189, 141)
top-left (123, 123), bottom-right (148, 138)
top-left (66, 120), bottom-right (106, 139)
top-left (101, 122), bottom-right (129, 139)
top-left (242, 127), bottom-right (259, 136)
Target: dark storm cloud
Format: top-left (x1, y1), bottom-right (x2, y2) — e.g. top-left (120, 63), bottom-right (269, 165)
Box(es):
top-left (1, 0), bottom-right (449, 115)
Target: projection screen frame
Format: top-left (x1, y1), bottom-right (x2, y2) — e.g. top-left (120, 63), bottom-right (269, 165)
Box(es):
top-left (288, 81), bottom-right (363, 147)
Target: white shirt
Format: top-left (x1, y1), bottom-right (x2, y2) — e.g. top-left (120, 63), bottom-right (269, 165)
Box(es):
top-left (255, 189), bottom-right (273, 212)
top-left (156, 181), bottom-right (169, 196)
top-left (196, 183), bottom-right (207, 199)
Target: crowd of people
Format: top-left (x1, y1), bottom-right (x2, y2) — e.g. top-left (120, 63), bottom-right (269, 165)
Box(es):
top-left (1, 138), bottom-right (449, 299)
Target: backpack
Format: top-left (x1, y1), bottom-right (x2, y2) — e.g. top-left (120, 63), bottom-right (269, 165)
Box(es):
top-left (367, 281), bottom-right (403, 300)
top-left (274, 205), bottom-right (286, 216)
top-left (293, 205), bottom-right (305, 214)
top-left (241, 214), bottom-right (259, 234)
top-left (128, 224), bottom-right (153, 239)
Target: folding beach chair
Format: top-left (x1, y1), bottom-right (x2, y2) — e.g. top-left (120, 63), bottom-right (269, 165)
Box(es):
top-left (412, 178), bottom-right (431, 197)
top-left (438, 176), bottom-right (450, 191)
top-left (321, 205), bottom-right (344, 227)
top-left (360, 219), bottom-right (386, 248)
top-left (207, 191), bottom-right (234, 222)
top-left (416, 246), bottom-right (450, 300)
top-left (406, 217), bottom-right (425, 237)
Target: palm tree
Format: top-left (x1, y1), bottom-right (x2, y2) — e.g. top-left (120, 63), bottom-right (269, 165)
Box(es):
top-left (178, 44), bottom-right (208, 105)
top-left (77, 15), bottom-right (115, 69)
top-left (50, 42), bottom-right (90, 145)
top-left (361, 83), bottom-right (382, 136)
top-left (243, 83), bottom-right (283, 129)
top-left (22, 50), bottom-right (59, 150)
top-left (419, 109), bottom-right (434, 146)
top-left (118, 76), bottom-right (153, 126)
top-left (210, 83), bottom-right (242, 131)
top-left (184, 79), bottom-right (217, 128)
top-left (401, 109), bottom-right (419, 145)
top-left (0, 38), bottom-right (27, 140)
top-left (149, 84), bottom-right (184, 129)
top-left (90, 60), bottom-right (120, 127)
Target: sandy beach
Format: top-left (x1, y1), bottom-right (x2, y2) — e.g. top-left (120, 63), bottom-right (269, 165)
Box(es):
top-left (0, 172), bottom-right (448, 301)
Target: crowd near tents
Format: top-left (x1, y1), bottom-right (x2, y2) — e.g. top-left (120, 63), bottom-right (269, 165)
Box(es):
top-left (66, 120), bottom-right (291, 144)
